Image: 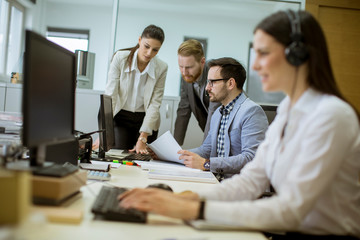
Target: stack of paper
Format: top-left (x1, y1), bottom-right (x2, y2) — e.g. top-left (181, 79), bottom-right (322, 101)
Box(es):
top-left (136, 160), bottom-right (218, 184)
top-left (148, 168), bottom-right (218, 184)
top-left (137, 131), bottom-right (218, 184)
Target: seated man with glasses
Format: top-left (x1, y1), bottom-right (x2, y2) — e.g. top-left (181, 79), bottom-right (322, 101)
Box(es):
top-left (178, 57), bottom-right (268, 180)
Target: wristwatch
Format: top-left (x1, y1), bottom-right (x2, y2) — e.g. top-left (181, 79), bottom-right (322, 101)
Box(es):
top-left (197, 200), bottom-right (206, 220)
top-left (203, 159), bottom-right (210, 171)
top-left (138, 137), bottom-right (147, 144)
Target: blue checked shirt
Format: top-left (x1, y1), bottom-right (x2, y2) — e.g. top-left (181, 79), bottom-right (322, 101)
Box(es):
top-left (217, 93), bottom-right (242, 157)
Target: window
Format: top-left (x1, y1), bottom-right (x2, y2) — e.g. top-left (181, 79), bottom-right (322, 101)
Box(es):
top-left (46, 27), bottom-right (89, 53)
top-left (0, 0), bottom-right (24, 81)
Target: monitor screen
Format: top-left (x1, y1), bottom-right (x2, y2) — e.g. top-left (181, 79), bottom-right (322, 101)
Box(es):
top-left (97, 94), bottom-right (115, 158)
top-left (22, 30), bottom-right (77, 166)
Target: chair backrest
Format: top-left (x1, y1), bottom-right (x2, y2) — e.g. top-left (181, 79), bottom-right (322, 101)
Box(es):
top-left (260, 105), bottom-right (277, 125)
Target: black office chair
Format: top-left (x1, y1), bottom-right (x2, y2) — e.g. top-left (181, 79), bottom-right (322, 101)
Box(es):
top-left (260, 105), bottom-right (278, 198)
top-left (260, 105), bottom-right (277, 125)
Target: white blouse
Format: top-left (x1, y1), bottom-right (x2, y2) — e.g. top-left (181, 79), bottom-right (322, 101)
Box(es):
top-left (197, 88), bottom-right (360, 236)
top-left (123, 49), bottom-right (153, 113)
top-left (105, 50), bottom-right (167, 134)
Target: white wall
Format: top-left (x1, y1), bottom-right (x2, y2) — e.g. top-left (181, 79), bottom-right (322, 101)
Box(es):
top-left (23, 0), bottom-right (301, 97)
top-left (114, 9), bottom-right (255, 97)
top-left (44, 2), bottom-right (113, 91)
top-left (114, 1), bottom-right (300, 97)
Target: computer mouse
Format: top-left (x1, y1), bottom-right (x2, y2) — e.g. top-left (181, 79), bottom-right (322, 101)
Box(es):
top-left (147, 183), bottom-right (173, 192)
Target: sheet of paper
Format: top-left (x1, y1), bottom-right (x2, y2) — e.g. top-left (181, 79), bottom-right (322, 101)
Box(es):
top-left (186, 220), bottom-right (246, 230)
top-left (134, 160), bottom-right (201, 172)
top-left (106, 149), bottom-right (128, 157)
top-left (90, 160), bottom-right (120, 168)
top-left (148, 168), bottom-right (218, 184)
top-left (148, 131), bottom-right (183, 164)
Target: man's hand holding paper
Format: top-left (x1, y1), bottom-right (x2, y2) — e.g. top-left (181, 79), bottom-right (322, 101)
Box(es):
top-left (147, 131), bottom-right (184, 164)
top-left (178, 150), bottom-right (206, 170)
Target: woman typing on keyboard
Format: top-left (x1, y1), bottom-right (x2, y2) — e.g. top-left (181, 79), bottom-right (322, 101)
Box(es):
top-left (118, 10), bottom-right (360, 240)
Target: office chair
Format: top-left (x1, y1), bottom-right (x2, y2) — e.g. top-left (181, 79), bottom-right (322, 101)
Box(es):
top-left (260, 105), bottom-right (277, 125)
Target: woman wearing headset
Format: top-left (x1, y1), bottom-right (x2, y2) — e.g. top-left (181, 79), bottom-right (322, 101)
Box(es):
top-left (105, 24), bottom-right (167, 154)
top-left (118, 11), bottom-right (360, 239)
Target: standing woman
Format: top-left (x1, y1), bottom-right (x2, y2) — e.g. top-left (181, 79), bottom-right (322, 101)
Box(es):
top-left (105, 24), bottom-right (167, 154)
top-left (119, 11), bottom-right (360, 239)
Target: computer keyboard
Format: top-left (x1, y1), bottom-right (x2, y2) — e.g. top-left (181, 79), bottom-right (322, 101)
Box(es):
top-left (91, 186), bottom-right (147, 223)
top-left (122, 153), bottom-right (152, 161)
top-left (87, 170), bottom-right (111, 181)
top-left (91, 153), bottom-right (152, 162)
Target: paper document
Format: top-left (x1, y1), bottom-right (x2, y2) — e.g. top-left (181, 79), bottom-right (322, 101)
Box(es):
top-left (106, 149), bottom-right (127, 157)
top-left (135, 160), bottom-right (201, 172)
top-left (148, 131), bottom-right (183, 164)
top-left (148, 168), bottom-right (218, 184)
top-left (186, 220), bottom-right (246, 230)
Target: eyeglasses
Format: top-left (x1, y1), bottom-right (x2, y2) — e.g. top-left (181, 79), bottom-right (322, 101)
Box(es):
top-left (206, 78), bottom-right (230, 87)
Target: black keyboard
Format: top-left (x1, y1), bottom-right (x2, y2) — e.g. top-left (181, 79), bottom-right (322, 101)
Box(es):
top-left (91, 186), bottom-right (147, 223)
top-left (92, 153), bottom-right (152, 162)
top-left (122, 153), bottom-right (152, 161)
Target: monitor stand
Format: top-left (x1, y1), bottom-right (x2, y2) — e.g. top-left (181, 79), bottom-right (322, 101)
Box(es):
top-left (6, 159), bottom-right (54, 172)
top-left (29, 144), bottom-right (46, 167)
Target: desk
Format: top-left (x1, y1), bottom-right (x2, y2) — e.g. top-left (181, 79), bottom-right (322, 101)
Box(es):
top-left (7, 165), bottom-right (267, 240)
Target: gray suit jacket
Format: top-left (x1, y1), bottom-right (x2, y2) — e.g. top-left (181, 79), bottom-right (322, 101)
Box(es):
top-left (190, 93), bottom-right (268, 179)
top-left (174, 63), bottom-right (220, 145)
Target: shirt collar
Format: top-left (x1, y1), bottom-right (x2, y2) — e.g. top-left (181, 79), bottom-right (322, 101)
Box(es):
top-left (126, 49), bottom-right (156, 79)
top-left (219, 92), bottom-right (243, 115)
top-left (278, 88), bottom-right (321, 116)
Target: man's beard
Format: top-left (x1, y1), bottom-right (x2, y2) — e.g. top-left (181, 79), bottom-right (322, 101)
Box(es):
top-left (208, 85), bottom-right (227, 103)
top-left (182, 69), bottom-right (202, 83)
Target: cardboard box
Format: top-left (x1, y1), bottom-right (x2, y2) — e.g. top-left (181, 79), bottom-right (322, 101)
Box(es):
top-left (0, 169), bottom-right (31, 224)
top-left (32, 170), bottom-right (87, 205)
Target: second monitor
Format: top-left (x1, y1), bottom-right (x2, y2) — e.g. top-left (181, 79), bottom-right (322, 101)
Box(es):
top-left (97, 94), bottom-right (115, 159)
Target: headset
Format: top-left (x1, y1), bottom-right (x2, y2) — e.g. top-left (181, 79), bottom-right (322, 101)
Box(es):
top-left (284, 10), bottom-right (309, 66)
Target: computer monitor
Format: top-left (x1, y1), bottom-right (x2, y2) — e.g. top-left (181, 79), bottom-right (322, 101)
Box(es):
top-left (97, 94), bottom-right (115, 159)
top-left (22, 30), bottom-right (78, 167)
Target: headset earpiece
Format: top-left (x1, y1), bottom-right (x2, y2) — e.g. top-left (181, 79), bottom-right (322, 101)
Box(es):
top-left (284, 10), bottom-right (309, 66)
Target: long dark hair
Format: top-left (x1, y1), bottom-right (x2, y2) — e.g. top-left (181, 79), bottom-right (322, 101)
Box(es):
top-left (112, 24), bottom-right (165, 69)
top-left (254, 10), bottom-right (359, 119)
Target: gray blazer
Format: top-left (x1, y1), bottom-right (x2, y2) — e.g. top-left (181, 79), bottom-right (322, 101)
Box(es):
top-left (190, 93), bottom-right (268, 179)
top-left (174, 63), bottom-right (220, 145)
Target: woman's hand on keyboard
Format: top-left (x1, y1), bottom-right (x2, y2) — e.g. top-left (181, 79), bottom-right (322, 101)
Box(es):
top-left (130, 140), bottom-right (148, 154)
top-left (118, 188), bottom-right (201, 220)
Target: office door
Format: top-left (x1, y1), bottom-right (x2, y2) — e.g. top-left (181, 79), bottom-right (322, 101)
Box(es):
top-left (306, 0), bottom-right (360, 112)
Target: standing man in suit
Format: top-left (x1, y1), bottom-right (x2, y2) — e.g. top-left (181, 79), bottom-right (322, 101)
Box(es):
top-left (174, 39), bottom-right (220, 146)
top-left (178, 57), bottom-right (268, 180)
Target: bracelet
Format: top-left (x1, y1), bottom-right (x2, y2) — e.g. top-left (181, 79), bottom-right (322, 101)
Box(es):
top-left (197, 200), bottom-right (206, 220)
